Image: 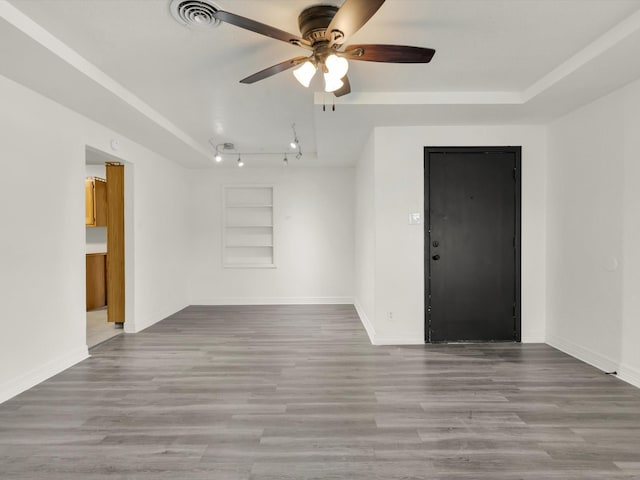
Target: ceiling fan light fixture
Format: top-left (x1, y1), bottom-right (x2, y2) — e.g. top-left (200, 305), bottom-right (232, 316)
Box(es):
top-left (324, 72), bottom-right (344, 93)
top-left (214, 153), bottom-right (222, 162)
top-left (325, 54), bottom-right (349, 79)
top-left (293, 61), bottom-right (317, 88)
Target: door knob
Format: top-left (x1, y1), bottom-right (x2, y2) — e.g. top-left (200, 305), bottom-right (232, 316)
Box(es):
top-left (432, 255), bottom-right (440, 261)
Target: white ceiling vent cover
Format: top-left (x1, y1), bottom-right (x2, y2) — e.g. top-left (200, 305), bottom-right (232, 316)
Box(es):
top-left (170, 0), bottom-right (222, 28)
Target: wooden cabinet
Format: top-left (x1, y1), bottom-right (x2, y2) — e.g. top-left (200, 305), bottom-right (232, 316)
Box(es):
top-left (86, 253), bottom-right (107, 310)
top-left (85, 177), bottom-right (107, 227)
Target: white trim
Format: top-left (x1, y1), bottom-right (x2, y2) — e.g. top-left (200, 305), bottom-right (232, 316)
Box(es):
top-left (522, 331), bottom-right (546, 343)
top-left (546, 334), bottom-right (619, 373)
top-left (0, 345), bottom-right (88, 404)
top-left (373, 336), bottom-right (425, 346)
top-left (191, 297), bottom-right (354, 306)
top-left (316, 91), bottom-right (523, 106)
top-left (354, 301), bottom-right (376, 345)
top-left (617, 363), bottom-right (640, 389)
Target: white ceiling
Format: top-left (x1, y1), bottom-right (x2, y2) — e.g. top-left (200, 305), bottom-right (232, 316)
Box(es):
top-left (2, 0), bottom-right (640, 168)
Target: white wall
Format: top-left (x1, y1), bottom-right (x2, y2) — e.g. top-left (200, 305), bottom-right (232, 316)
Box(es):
top-left (547, 76), bottom-right (640, 388)
top-left (354, 133), bottom-right (376, 341)
top-left (0, 73), bottom-right (190, 403)
top-left (188, 167), bottom-right (354, 304)
top-left (355, 125), bottom-right (547, 345)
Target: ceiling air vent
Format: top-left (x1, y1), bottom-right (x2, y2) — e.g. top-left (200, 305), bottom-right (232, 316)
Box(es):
top-left (170, 0), bottom-right (222, 28)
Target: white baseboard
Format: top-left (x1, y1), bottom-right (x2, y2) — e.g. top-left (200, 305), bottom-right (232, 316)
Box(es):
top-left (521, 331), bottom-right (546, 343)
top-left (372, 336), bottom-right (425, 346)
top-left (129, 303), bottom-right (189, 333)
top-left (354, 301), bottom-right (376, 345)
top-left (547, 334), bottom-right (640, 389)
top-left (617, 363), bottom-right (640, 389)
top-left (546, 333), bottom-right (619, 373)
top-left (191, 297), bottom-right (354, 306)
top-left (0, 345), bottom-right (88, 404)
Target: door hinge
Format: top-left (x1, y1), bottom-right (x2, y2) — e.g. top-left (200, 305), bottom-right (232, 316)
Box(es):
top-left (513, 168), bottom-right (517, 180)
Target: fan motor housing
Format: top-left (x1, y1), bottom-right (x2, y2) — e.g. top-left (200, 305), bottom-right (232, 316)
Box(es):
top-left (298, 5), bottom-right (339, 44)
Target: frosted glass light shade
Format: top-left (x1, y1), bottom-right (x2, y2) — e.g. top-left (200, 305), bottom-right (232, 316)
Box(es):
top-left (324, 72), bottom-right (344, 93)
top-left (325, 54), bottom-right (349, 78)
top-left (293, 61), bottom-right (317, 88)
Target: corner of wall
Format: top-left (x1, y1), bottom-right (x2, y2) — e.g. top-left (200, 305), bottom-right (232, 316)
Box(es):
top-left (617, 364), bottom-right (640, 389)
top-left (354, 300), bottom-right (376, 345)
top-left (546, 333), bottom-right (619, 373)
top-left (129, 303), bottom-right (189, 333)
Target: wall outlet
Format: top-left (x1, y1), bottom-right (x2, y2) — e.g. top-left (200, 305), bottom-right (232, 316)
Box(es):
top-left (387, 311), bottom-right (393, 321)
top-left (408, 213), bottom-right (422, 225)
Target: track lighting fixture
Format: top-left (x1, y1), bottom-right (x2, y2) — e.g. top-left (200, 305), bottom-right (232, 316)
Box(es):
top-left (290, 123), bottom-right (300, 150)
top-left (211, 141), bottom-right (235, 163)
top-left (209, 126), bottom-right (304, 167)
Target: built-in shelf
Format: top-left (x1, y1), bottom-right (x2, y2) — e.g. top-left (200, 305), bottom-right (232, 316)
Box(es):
top-left (225, 224), bottom-right (273, 228)
top-left (225, 244), bottom-right (274, 248)
top-left (225, 204), bottom-right (273, 208)
top-left (223, 186), bottom-right (274, 268)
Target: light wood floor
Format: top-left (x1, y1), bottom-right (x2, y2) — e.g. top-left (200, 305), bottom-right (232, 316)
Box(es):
top-left (2, 305), bottom-right (639, 479)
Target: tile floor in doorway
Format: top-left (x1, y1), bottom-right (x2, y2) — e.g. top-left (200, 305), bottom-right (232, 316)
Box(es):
top-left (86, 307), bottom-right (122, 348)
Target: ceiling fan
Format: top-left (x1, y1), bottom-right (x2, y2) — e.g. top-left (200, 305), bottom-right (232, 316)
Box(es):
top-left (210, 0), bottom-right (436, 97)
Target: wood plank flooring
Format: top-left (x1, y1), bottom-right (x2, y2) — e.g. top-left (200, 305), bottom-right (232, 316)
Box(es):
top-left (1, 305), bottom-right (639, 479)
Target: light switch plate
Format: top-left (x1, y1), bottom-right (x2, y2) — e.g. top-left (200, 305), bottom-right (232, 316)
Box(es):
top-left (409, 213), bottom-right (422, 225)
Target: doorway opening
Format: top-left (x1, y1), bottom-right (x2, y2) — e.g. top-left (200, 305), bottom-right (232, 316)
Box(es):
top-left (85, 147), bottom-right (129, 348)
top-left (424, 146), bottom-right (521, 343)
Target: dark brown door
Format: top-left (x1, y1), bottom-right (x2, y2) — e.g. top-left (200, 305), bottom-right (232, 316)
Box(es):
top-left (425, 147), bottom-right (521, 342)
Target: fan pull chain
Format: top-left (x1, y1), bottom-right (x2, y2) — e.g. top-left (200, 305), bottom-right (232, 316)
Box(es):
top-left (321, 94), bottom-right (337, 112)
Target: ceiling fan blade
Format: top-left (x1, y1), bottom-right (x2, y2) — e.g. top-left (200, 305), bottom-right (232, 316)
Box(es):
top-left (214, 10), bottom-right (310, 47)
top-left (344, 44), bottom-right (436, 63)
top-left (240, 57), bottom-right (308, 84)
top-left (334, 75), bottom-right (351, 97)
top-left (326, 0), bottom-right (386, 45)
